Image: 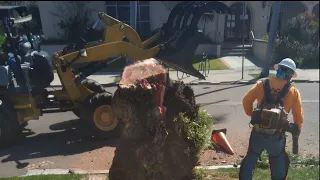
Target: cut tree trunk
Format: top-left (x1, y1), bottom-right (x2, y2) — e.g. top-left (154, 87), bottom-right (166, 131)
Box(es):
top-left (110, 58), bottom-right (200, 180)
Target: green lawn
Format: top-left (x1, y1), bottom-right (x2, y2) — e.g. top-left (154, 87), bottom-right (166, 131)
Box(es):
top-left (0, 174), bottom-right (85, 180)
top-left (2, 166), bottom-right (318, 180)
top-left (205, 152), bottom-right (320, 180)
top-left (249, 73), bottom-right (276, 79)
top-left (207, 166), bottom-right (319, 180)
top-left (192, 58), bottom-right (228, 70)
top-left (166, 56), bottom-right (229, 71)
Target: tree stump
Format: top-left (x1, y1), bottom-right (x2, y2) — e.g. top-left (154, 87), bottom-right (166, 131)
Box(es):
top-left (110, 58), bottom-right (200, 180)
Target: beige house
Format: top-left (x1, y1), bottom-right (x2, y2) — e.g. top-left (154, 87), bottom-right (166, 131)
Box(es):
top-left (38, 1), bottom-right (319, 43)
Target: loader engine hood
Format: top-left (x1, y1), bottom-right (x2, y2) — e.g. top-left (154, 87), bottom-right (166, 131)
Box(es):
top-left (154, 1), bottom-right (231, 80)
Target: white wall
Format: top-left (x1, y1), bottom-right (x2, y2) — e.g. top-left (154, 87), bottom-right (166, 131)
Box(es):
top-left (149, 1), bottom-right (172, 31)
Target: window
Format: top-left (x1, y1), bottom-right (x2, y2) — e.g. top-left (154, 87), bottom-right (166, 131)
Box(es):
top-left (137, 2), bottom-right (151, 39)
top-left (118, 6), bottom-right (130, 22)
top-left (139, 6), bottom-right (150, 21)
top-left (105, 1), bottom-right (116, 6)
top-left (106, 6), bottom-right (117, 18)
top-left (105, 1), bottom-right (151, 40)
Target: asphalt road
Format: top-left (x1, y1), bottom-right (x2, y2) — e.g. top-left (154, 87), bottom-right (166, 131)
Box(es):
top-left (0, 83), bottom-right (319, 178)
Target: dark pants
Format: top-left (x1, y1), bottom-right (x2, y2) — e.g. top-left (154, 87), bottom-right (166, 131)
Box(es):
top-left (239, 130), bottom-right (290, 180)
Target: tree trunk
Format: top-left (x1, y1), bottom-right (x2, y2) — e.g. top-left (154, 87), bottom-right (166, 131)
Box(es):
top-left (110, 58), bottom-right (200, 180)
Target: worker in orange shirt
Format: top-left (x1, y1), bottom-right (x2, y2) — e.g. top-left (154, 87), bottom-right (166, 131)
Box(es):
top-left (239, 58), bottom-right (304, 180)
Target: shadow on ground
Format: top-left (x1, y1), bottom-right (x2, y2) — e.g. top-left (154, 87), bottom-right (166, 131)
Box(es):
top-left (195, 84), bottom-right (251, 98)
top-left (0, 119), bottom-right (117, 169)
top-left (244, 55), bottom-right (264, 68)
top-left (198, 99), bottom-right (229, 108)
top-left (210, 114), bottom-right (229, 125)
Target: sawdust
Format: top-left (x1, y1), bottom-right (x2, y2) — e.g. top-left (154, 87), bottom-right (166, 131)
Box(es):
top-left (26, 160), bottom-right (54, 169)
top-left (81, 174), bottom-right (108, 180)
top-left (75, 146), bottom-right (115, 171)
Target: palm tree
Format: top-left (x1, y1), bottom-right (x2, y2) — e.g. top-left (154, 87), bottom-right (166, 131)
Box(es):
top-left (200, 11), bottom-right (216, 43)
top-left (201, 12), bottom-right (215, 33)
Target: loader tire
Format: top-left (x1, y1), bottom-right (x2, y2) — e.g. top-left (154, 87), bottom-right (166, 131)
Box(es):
top-left (72, 78), bottom-right (107, 117)
top-left (80, 78), bottom-right (107, 94)
top-left (0, 98), bottom-right (23, 148)
top-left (81, 92), bottom-right (120, 139)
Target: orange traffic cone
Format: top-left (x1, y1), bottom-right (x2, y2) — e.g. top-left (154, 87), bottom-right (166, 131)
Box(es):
top-left (211, 128), bottom-right (235, 155)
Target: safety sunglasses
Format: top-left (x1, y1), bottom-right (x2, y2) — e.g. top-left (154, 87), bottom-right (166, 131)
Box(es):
top-left (278, 65), bottom-right (294, 76)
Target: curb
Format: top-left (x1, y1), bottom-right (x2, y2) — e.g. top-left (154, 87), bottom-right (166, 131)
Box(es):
top-left (20, 165), bottom-right (239, 177)
top-left (49, 79), bottom-right (319, 88)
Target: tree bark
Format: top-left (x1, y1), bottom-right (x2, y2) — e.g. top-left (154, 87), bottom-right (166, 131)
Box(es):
top-left (110, 58), bottom-right (200, 180)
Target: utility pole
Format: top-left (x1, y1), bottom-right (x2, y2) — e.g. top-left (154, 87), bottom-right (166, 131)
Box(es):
top-left (241, 2), bottom-right (247, 80)
top-left (259, 1), bottom-right (281, 78)
top-left (127, 1), bottom-right (138, 65)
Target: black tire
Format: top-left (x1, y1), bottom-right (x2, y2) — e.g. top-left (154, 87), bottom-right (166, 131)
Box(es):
top-left (81, 92), bottom-right (120, 139)
top-left (72, 78), bottom-right (107, 117)
top-left (80, 78), bottom-right (107, 94)
top-left (0, 98), bottom-right (23, 148)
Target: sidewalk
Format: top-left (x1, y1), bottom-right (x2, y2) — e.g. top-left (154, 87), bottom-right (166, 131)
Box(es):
top-left (49, 56), bottom-right (319, 86)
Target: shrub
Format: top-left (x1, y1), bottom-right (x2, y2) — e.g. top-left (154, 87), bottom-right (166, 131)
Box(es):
top-left (175, 109), bottom-right (214, 155)
top-left (0, 35), bottom-right (5, 44)
top-left (51, 2), bottom-right (94, 42)
top-left (261, 34), bottom-right (269, 41)
top-left (274, 13), bottom-right (319, 69)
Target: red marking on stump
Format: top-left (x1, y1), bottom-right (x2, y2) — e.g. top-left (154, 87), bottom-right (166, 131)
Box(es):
top-left (119, 58), bottom-right (167, 119)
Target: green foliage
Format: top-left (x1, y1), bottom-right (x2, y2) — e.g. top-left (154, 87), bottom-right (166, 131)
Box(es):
top-left (0, 35), bottom-right (5, 44)
top-left (288, 153), bottom-right (320, 167)
top-left (200, 13), bottom-right (215, 34)
top-left (192, 168), bottom-right (209, 180)
top-left (214, 166), bottom-right (319, 180)
top-left (274, 13), bottom-right (319, 69)
top-left (51, 2), bottom-right (94, 42)
top-left (261, 34), bottom-right (268, 41)
top-left (0, 174), bottom-right (86, 180)
top-left (175, 109), bottom-right (214, 155)
top-left (254, 150), bottom-right (319, 170)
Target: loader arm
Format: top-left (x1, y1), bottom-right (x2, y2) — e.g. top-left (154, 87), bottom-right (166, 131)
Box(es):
top-left (58, 41), bottom-right (161, 65)
top-left (53, 1), bottom-right (231, 102)
top-left (98, 12), bottom-right (161, 49)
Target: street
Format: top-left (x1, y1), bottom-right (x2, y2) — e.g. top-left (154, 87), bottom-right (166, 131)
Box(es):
top-left (0, 83), bottom-right (319, 178)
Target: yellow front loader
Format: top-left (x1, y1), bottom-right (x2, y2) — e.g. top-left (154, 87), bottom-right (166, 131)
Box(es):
top-left (0, 2), bottom-right (231, 147)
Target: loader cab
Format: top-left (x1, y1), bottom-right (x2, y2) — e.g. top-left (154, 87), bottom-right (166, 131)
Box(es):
top-left (0, 6), bottom-right (53, 93)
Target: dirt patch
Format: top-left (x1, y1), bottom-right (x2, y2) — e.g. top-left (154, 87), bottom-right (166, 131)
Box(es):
top-left (76, 146), bottom-right (116, 171)
top-left (82, 174), bottom-right (107, 180)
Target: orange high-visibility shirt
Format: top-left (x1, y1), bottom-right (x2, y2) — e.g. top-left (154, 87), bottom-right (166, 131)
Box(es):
top-left (242, 77), bottom-right (304, 129)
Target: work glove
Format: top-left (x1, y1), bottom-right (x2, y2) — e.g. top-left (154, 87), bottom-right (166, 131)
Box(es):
top-left (293, 124), bottom-right (301, 136)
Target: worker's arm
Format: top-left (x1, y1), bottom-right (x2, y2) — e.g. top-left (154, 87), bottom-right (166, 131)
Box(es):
top-left (291, 88), bottom-right (304, 129)
top-left (242, 81), bottom-right (262, 116)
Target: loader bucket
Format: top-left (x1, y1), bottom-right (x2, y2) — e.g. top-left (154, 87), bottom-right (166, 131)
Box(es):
top-left (155, 1), bottom-right (231, 80)
top-left (164, 2), bottom-right (197, 36)
top-left (155, 30), bottom-right (206, 80)
top-left (172, 2), bottom-right (197, 32)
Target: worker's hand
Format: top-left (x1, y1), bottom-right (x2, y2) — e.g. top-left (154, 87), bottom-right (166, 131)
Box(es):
top-left (296, 128), bottom-right (301, 136)
top-left (280, 108), bottom-right (289, 125)
top-left (292, 124), bottom-right (301, 136)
